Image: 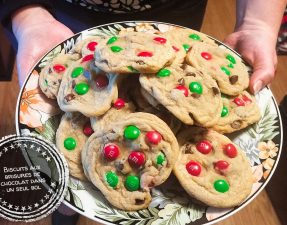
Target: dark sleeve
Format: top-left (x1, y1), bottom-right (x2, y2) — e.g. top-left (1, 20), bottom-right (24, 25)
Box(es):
top-left (0, 0), bottom-right (54, 29)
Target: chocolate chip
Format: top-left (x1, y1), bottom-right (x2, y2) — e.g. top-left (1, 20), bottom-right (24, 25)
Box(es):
top-left (135, 199), bottom-right (145, 205)
top-left (115, 162), bottom-right (124, 172)
top-left (184, 144), bottom-right (193, 154)
top-left (58, 79), bottom-right (62, 84)
top-left (180, 64), bottom-right (187, 70)
top-left (178, 78), bottom-right (185, 85)
top-left (198, 71), bottom-right (204, 76)
top-left (136, 60), bottom-right (145, 65)
top-left (148, 181), bottom-right (155, 188)
top-left (53, 81), bottom-right (57, 85)
top-left (191, 93), bottom-right (200, 98)
top-left (100, 59), bottom-right (109, 65)
top-left (229, 75), bottom-right (238, 84)
top-left (186, 72), bottom-right (196, 77)
top-left (48, 67), bottom-right (52, 74)
top-left (231, 120), bottom-right (242, 129)
top-left (64, 94), bottom-right (75, 102)
top-left (189, 112), bottom-right (194, 119)
top-left (212, 87), bottom-right (220, 95)
top-left (72, 80), bottom-right (76, 89)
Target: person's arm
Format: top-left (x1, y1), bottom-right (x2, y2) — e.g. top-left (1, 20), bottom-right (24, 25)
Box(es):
top-left (224, 0), bottom-right (287, 94)
top-left (11, 5), bottom-right (74, 85)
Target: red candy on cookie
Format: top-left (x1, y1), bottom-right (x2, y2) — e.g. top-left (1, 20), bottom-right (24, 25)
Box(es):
top-left (95, 74), bottom-right (109, 88)
top-left (104, 144), bottom-right (120, 160)
top-left (87, 41), bottom-right (98, 51)
top-left (172, 46), bottom-right (180, 52)
top-left (81, 54), bottom-right (94, 63)
top-left (137, 51), bottom-right (153, 57)
top-left (175, 85), bottom-right (189, 97)
top-left (201, 52), bottom-right (212, 60)
top-left (145, 131), bottom-right (162, 145)
top-left (153, 37), bottom-right (167, 44)
top-left (186, 160), bottom-right (201, 176)
top-left (113, 98), bottom-right (125, 109)
top-left (233, 97), bottom-right (245, 106)
top-left (224, 143), bottom-right (237, 158)
top-left (83, 122), bottom-right (94, 136)
top-left (196, 140), bottom-right (212, 154)
top-left (214, 160), bottom-right (229, 171)
top-left (128, 151), bottom-right (145, 167)
top-left (53, 64), bottom-right (66, 73)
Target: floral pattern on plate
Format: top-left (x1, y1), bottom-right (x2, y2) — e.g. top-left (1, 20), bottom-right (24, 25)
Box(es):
top-left (16, 22), bottom-right (282, 225)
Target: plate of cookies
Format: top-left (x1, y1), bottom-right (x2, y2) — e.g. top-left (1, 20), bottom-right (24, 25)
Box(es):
top-left (16, 21), bottom-right (282, 225)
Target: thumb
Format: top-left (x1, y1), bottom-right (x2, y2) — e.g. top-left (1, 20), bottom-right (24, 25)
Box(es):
top-left (223, 33), bottom-right (239, 50)
top-left (249, 53), bottom-right (276, 94)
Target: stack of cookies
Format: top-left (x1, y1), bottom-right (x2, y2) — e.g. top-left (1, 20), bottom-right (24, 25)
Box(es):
top-left (39, 28), bottom-right (261, 210)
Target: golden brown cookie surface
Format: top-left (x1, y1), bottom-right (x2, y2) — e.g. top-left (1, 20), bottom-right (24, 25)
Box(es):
top-left (174, 127), bottom-right (253, 208)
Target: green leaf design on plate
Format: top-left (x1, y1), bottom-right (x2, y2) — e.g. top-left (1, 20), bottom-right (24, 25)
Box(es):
top-left (153, 203), bottom-right (204, 225)
top-left (39, 46), bottom-right (62, 68)
top-left (247, 100), bottom-right (279, 141)
top-left (71, 190), bottom-right (83, 209)
top-left (151, 189), bottom-right (174, 208)
top-left (65, 188), bottom-right (71, 201)
top-left (125, 22), bottom-right (137, 27)
top-left (94, 200), bottom-right (159, 225)
top-left (151, 188), bottom-right (189, 208)
top-left (100, 26), bottom-right (120, 36)
top-left (68, 178), bottom-right (85, 190)
top-left (34, 114), bottom-right (62, 143)
top-left (108, 26), bottom-right (119, 35)
top-left (114, 24), bottom-right (125, 31)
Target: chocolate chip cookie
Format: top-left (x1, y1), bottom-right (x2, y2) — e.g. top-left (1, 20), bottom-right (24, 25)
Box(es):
top-left (139, 65), bottom-right (222, 127)
top-left (82, 112), bottom-right (179, 210)
top-left (174, 127), bottom-right (253, 208)
top-left (94, 32), bottom-right (175, 73)
top-left (56, 112), bottom-right (94, 180)
top-left (39, 52), bottom-right (80, 99)
top-left (186, 42), bottom-right (249, 96)
top-left (212, 91), bottom-right (261, 133)
top-left (57, 57), bottom-right (119, 117)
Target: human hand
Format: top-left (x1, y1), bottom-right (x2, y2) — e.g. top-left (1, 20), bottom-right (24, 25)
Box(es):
top-left (224, 24), bottom-right (278, 94)
top-left (12, 6), bottom-right (74, 86)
